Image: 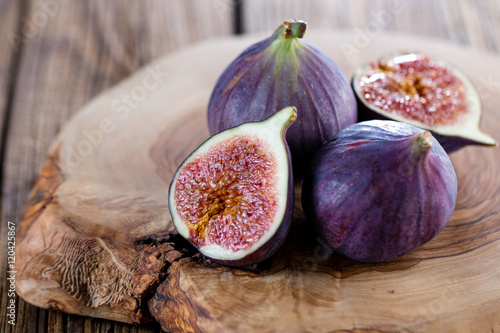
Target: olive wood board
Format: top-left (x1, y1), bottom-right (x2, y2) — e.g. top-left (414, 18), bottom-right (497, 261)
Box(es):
top-left (16, 31), bottom-right (500, 332)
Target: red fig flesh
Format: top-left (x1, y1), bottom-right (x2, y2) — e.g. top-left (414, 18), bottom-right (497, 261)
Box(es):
top-left (352, 52), bottom-right (497, 152)
top-left (169, 107), bottom-right (297, 267)
top-left (302, 120), bottom-right (458, 262)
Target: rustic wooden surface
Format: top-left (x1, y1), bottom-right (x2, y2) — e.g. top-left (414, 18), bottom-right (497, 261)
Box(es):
top-left (2, 1), bottom-right (500, 332)
top-left (16, 31), bottom-right (500, 333)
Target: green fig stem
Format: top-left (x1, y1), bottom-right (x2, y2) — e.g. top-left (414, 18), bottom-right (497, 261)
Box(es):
top-left (267, 20), bottom-right (306, 56)
top-left (284, 20), bottom-right (307, 39)
top-left (412, 130), bottom-right (433, 155)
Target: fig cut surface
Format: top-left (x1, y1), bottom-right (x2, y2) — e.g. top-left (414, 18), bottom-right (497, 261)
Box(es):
top-left (352, 52), bottom-right (497, 152)
top-left (169, 106), bottom-right (297, 266)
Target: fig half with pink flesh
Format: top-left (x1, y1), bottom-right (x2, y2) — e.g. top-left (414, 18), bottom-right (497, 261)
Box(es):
top-left (302, 120), bottom-right (458, 262)
top-left (169, 106), bottom-right (297, 267)
top-left (352, 52), bottom-right (497, 153)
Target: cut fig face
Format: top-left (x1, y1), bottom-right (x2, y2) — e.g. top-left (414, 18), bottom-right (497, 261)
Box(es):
top-left (352, 52), bottom-right (497, 152)
top-left (169, 106), bottom-right (297, 267)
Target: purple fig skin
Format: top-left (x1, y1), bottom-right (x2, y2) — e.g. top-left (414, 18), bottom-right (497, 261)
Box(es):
top-left (302, 120), bottom-right (458, 262)
top-left (208, 20), bottom-right (357, 179)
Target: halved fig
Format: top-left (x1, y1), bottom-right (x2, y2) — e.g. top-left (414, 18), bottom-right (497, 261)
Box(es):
top-left (169, 106), bottom-right (297, 267)
top-left (302, 120), bottom-right (458, 262)
top-left (352, 52), bottom-right (497, 152)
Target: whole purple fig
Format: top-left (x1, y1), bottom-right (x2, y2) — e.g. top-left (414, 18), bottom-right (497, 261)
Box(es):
top-left (302, 120), bottom-right (458, 262)
top-left (208, 20), bottom-right (357, 179)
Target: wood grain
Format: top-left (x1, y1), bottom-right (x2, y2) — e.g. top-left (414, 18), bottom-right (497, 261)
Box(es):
top-left (14, 31), bottom-right (500, 332)
top-left (0, 0), bottom-right (233, 332)
top-left (0, 3), bottom-right (26, 333)
top-left (147, 35), bottom-right (500, 332)
top-left (243, 0), bottom-right (500, 53)
top-left (2, 1), bottom-right (500, 332)
top-left (0, 0), bottom-right (20, 147)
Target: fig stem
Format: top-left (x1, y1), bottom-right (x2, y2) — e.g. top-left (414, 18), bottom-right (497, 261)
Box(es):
top-left (284, 20), bottom-right (307, 39)
top-left (413, 130), bottom-right (433, 155)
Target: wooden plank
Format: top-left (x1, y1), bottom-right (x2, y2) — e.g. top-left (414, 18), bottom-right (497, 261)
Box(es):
top-left (0, 2), bottom-right (25, 333)
top-left (0, 0), bottom-right (20, 145)
top-left (14, 31), bottom-right (500, 332)
top-left (3, 0), bottom-right (500, 331)
top-left (474, 0), bottom-right (500, 52)
top-left (458, 0), bottom-right (490, 51)
top-left (242, 0), bottom-right (500, 53)
top-left (0, 0), bottom-right (232, 332)
top-left (243, 0), bottom-right (359, 31)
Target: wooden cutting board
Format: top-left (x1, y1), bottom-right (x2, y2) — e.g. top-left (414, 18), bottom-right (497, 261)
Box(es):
top-left (16, 31), bottom-right (500, 332)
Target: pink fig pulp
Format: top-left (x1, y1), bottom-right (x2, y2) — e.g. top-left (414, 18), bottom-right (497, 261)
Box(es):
top-left (352, 52), bottom-right (497, 153)
top-left (170, 107), bottom-right (297, 267)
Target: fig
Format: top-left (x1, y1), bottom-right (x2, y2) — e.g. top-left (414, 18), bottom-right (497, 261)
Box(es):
top-left (169, 106), bottom-right (297, 267)
top-left (208, 20), bottom-right (357, 179)
top-left (352, 52), bottom-right (497, 153)
top-left (302, 120), bottom-right (458, 262)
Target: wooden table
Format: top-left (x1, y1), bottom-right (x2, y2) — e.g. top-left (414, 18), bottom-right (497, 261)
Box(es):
top-left (1, 1), bottom-right (500, 332)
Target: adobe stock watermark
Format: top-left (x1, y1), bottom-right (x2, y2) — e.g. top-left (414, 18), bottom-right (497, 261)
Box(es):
top-left (397, 278), bottom-right (463, 328)
top-left (215, 270), bottom-right (275, 330)
top-left (213, 0), bottom-right (241, 21)
top-left (340, 0), bottom-right (403, 65)
top-left (6, 221), bottom-right (17, 326)
top-left (8, 0), bottom-right (72, 52)
top-left (295, 236), bottom-right (334, 273)
top-left (61, 65), bottom-right (169, 169)
top-left (475, 73), bottom-right (500, 102)
top-left (460, 73), bottom-right (500, 120)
